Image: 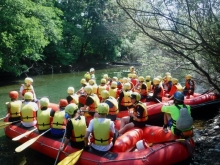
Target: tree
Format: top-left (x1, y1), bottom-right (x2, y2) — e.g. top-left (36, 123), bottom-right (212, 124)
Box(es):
top-left (116, 0), bottom-right (220, 93)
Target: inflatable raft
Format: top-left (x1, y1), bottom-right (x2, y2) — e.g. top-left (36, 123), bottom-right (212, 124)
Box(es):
top-left (4, 122), bottom-right (194, 165)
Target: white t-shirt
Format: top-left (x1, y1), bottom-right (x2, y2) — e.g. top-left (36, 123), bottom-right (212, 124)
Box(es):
top-left (87, 118), bottom-right (115, 152)
top-left (19, 85), bottom-right (37, 100)
top-left (21, 101), bottom-right (38, 127)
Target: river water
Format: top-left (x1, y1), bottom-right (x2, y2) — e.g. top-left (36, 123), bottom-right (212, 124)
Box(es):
top-left (0, 67), bottom-right (209, 165)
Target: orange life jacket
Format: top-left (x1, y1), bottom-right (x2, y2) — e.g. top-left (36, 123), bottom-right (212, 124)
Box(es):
top-left (133, 102), bottom-right (148, 122)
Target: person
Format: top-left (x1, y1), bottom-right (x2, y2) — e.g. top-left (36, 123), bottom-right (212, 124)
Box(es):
top-left (134, 76), bottom-right (148, 102)
top-left (145, 75), bottom-right (152, 92)
top-left (36, 97), bottom-right (54, 133)
top-left (84, 72), bottom-right (91, 83)
top-left (163, 75), bottom-right (172, 95)
top-left (97, 78), bottom-right (109, 101)
top-left (88, 79), bottom-right (98, 95)
top-left (80, 86), bottom-right (100, 118)
top-left (162, 92), bottom-right (193, 137)
top-left (168, 78), bottom-right (183, 100)
top-left (20, 92), bottom-right (38, 127)
top-left (183, 74), bottom-right (196, 99)
top-left (112, 76), bottom-right (122, 90)
top-left (66, 87), bottom-right (79, 105)
top-left (130, 74), bottom-right (138, 87)
top-left (6, 91), bottom-right (22, 122)
top-left (109, 81), bottom-right (120, 99)
top-left (146, 78), bottom-right (164, 103)
top-left (50, 99), bottom-right (69, 138)
top-left (118, 82), bottom-right (132, 111)
top-left (84, 103), bottom-right (115, 152)
top-left (101, 90), bottom-right (119, 121)
top-left (19, 77), bottom-right (37, 101)
top-left (77, 78), bottom-right (88, 108)
top-left (89, 68), bottom-right (95, 80)
top-left (60, 103), bottom-right (86, 150)
top-left (119, 92), bottom-right (148, 135)
top-left (128, 66), bottom-right (136, 76)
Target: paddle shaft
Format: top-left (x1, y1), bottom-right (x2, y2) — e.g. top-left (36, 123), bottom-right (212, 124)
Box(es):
top-left (0, 116), bottom-right (7, 121)
top-left (148, 138), bottom-right (186, 146)
top-left (0, 120), bottom-right (21, 129)
top-left (12, 127), bottom-right (38, 141)
top-left (15, 128), bottom-right (51, 152)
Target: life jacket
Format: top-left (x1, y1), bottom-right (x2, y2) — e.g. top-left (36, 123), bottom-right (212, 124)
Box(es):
top-left (9, 101), bottom-right (22, 117)
top-left (97, 85), bottom-right (108, 99)
top-left (131, 78), bottom-right (138, 87)
top-left (51, 111), bottom-right (66, 129)
top-left (87, 94), bottom-right (100, 112)
top-left (70, 94), bottom-right (79, 105)
top-left (153, 84), bottom-right (164, 98)
top-left (129, 82), bottom-right (134, 91)
top-left (109, 88), bottom-right (118, 99)
top-left (120, 90), bottom-right (132, 106)
top-left (185, 79), bottom-right (195, 90)
top-left (140, 83), bottom-right (148, 96)
top-left (133, 102), bottom-right (148, 122)
top-left (91, 118), bottom-right (112, 146)
top-left (117, 82), bottom-right (122, 90)
top-left (71, 116), bottom-right (87, 142)
top-left (37, 108), bottom-right (51, 130)
top-left (146, 81), bottom-right (152, 92)
top-left (105, 96), bottom-right (119, 115)
top-left (21, 84), bottom-right (33, 96)
top-left (21, 103), bottom-right (36, 122)
top-left (169, 84), bottom-right (183, 97)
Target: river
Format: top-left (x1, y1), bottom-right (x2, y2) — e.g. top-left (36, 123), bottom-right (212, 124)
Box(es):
top-left (0, 66), bottom-right (209, 165)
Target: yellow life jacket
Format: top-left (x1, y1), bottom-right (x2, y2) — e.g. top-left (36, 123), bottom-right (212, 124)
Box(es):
top-left (146, 81), bottom-right (152, 92)
top-left (9, 101), bottom-right (22, 117)
top-left (51, 111), bottom-right (66, 129)
top-left (71, 116), bottom-right (87, 142)
top-left (70, 94), bottom-right (79, 105)
top-left (37, 108), bottom-right (51, 130)
top-left (121, 90), bottom-right (132, 106)
top-left (92, 118), bottom-right (112, 146)
top-left (105, 97), bottom-right (118, 115)
top-left (109, 88), bottom-right (117, 98)
top-left (175, 84), bottom-right (183, 92)
top-left (97, 85), bottom-right (108, 98)
top-left (133, 102), bottom-right (148, 122)
top-left (88, 94), bottom-right (100, 112)
top-left (21, 103), bottom-right (36, 122)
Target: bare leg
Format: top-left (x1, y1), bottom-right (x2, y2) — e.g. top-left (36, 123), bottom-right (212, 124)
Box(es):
top-left (120, 116), bottom-right (130, 130)
top-left (119, 122), bottom-right (135, 135)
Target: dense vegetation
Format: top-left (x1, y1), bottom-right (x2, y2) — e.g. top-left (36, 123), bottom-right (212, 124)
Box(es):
top-left (0, 0), bottom-right (220, 92)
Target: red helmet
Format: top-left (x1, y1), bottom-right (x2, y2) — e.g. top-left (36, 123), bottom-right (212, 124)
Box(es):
top-left (59, 99), bottom-right (68, 107)
top-left (9, 91), bottom-right (18, 99)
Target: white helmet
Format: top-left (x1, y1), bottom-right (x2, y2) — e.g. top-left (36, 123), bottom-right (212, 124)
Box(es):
top-left (24, 77), bottom-right (33, 84)
top-left (67, 87), bottom-right (74, 94)
top-left (136, 140), bottom-right (148, 151)
top-left (90, 68), bottom-right (95, 72)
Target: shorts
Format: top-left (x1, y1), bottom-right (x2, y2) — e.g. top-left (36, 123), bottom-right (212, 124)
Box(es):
top-left (129, 117), bottom-right (146, 128)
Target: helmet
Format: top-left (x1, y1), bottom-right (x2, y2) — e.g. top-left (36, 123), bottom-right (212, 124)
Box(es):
top-left (157, 76), bottom-right (162, 82)
top-left (165, 72), bottom-right (171, 76)
top-left (84, 86), bottom-right (93, 94)
top-left (146, 76), bottom-right (151, 81)
top-left (112, 77), bottom-right (118, 81)
top-left (185, 74), bottom-right (192, 80)
top-left (123, 82), bottom-right (131, 90)
top-left (130, 66), bottom-right (134, 71)
top-left (138, 76), bottom-right (145, 82)
top-left (101, 78), bottom-right (106, 84)
top-left (128, 73), bottom-right (132, 78)
top-left (90, 68), bottom-right (95, 72)
top-left (24, 92), bottom-right (33, 100)
top-left (89, 79), bottom-right (95, 85)
top-left (65, 103), bottom-right (78, 115)
top-left (84, 72), bottom-right (91, 79)
top-left (136, 140), bottom-right (148, 151)
top-left (59, 99), bottom-right (68, 107)
top-left (130, 92), bottom-right (141, 101)
top-left (80, 78), bottom-right (86, 84)
top-left (172, 78), bottom-right (178, 84)
top-left (174, 92), bottom-right (184, 101)
top-left (40, 97), bottom-right (50, 107)
top-left (153, 78), bottom-right (160, 85)
top-left (111, 81), bottom-right (117, 88)
top-left (103, 74), bottom-right (108, 79)
top-left (67, 87), bottom-right (74, 94)
top-left (101, 90), bottom-right (110, 99)
top-left (9, 91), bottom-right (18, 99)
top-left (122, 77), bottom-right (128, 83)
top-left (96, 103), bottom-right (109, 114)
top-left (167, 75), bottom-right (172, 81)
top-left (24, 77), bottom-right (33, 84)
top-left (132, 74), bottom-right (137, 79)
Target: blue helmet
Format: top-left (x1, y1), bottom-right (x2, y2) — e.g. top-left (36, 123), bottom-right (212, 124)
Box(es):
top-left (174, 92), bottom-right (184, 101)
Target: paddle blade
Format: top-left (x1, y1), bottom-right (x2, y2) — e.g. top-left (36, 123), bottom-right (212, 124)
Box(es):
top-left (12, 128), bottom-right (37, 141)
top-left (0, 122), bottom-right (12, 129)
top-left (15, 136), bottom-right (39, 152)
top-left (58, 149), bottom-right (83, 165)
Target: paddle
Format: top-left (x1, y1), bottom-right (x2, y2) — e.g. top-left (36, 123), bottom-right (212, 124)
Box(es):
top-left (12, 127), bottom-right (38, 141)
top-left (58, 149), bottom-right (83, 165)
top-left (147, 138), bottom-right (186, 147)
top-left (54, 128), bottom-right (67, 165)
top-left (0, 120), bottom-right (21, 129)
top-left (15, 128), bottom-right (51, 153)
top-left (0, 116), bottom-right (7, 121)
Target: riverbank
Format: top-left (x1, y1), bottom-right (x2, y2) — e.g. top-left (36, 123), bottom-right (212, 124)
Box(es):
top-left (192, 108), bottom-right (220, 165)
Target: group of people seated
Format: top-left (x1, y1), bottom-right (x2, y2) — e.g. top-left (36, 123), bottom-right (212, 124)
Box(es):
top-left (5, 66), bottom-right (194, 153)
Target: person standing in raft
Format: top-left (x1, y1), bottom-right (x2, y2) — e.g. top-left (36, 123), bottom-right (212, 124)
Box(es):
top-left (36, 98), bottom-right (54, 133)
top-left (101, 90), bottom-right (119, 121)
top-left (118, 92), bottom-right (148, 135)
top-left (66, 87), bottom-right (79, 105)
top-left (84, 103), bottom-right (116, 152)
top-left (6, 91), bottom-right (22, 122)
top-left (21, 92), bottom-right (38, 127)
top-left (60, 103), bottom-right (87, 150)
top-left (183, 74), bottom-right (196, 99)
top-left (118, 82), bottom-right (132, 111)
top-left (19, 77), bottom-right (37, 101)
top-left (162, 91), bottom-right (193, 138)
top-left (50, 99), bottom-right (69, 138)
top-left (89, 68), bottom-right (96, 80)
